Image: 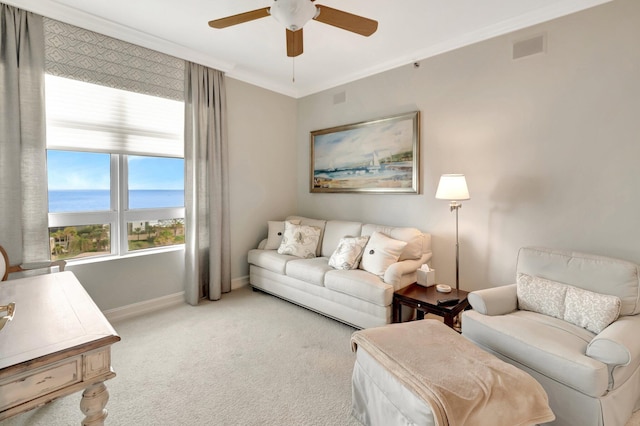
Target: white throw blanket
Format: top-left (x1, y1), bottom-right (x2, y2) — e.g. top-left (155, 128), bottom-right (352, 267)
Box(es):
top-left (351, 320), bottom-right (555, 426)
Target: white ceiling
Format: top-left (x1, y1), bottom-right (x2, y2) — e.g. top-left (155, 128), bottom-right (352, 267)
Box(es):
top-left (6, 0), bottom-right (610, 98)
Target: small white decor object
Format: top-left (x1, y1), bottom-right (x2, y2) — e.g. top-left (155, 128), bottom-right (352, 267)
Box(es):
top-left (436, 284), bottom-right (452, 293)
top-left (416, 264), bottom-right (436, 287)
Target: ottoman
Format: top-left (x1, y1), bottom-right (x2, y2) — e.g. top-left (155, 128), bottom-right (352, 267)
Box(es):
top-left (350, 320), bottom-right (555, 426)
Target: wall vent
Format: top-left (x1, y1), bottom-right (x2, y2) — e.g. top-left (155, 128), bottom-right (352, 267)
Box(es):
top-left (512, 34), bottom-right (546, 60)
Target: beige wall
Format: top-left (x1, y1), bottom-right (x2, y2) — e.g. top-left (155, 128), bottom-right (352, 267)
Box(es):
top-left (296, 0), bottom-right (640, 291)
top-left (227, 78), bottom-right (298, 280)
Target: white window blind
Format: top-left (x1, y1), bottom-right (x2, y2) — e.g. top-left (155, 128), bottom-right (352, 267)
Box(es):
top-left (45, 75), bottom-right (184, 158)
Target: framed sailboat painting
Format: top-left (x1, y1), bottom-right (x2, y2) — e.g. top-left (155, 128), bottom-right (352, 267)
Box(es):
top-left (310, 111), bottom-right (420, 193)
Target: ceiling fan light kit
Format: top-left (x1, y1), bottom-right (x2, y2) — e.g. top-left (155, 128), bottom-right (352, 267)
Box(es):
top-left (270, 0), bottom-right (319, 32)
top-left (208, 0), bottom-right (378, 58)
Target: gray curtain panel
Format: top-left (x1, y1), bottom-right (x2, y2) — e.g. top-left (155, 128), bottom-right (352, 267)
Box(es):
top-left (184, 62), bottom-right (231, 305)
top-left (0, 5), bottom-right (49, 264)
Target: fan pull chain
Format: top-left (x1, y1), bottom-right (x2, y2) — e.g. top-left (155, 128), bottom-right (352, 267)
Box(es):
top-left (292, 57), bottom-right (296, 83)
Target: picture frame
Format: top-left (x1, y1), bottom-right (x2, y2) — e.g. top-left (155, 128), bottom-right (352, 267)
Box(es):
top-left (310, 111), bottom-right (420, 193)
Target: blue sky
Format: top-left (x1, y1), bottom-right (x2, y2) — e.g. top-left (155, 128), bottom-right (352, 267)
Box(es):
top-left (47, 151), bottom-right (184, 190)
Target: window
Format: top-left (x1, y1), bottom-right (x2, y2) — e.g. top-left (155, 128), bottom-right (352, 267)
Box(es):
top-left (46, 75), bottom-right (185, 261)
top-left (125, 155), bottom-right (185, 251)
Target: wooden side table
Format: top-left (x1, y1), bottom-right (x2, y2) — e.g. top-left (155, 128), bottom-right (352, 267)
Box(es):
top-left (394, 283), bottom-right (470, 331)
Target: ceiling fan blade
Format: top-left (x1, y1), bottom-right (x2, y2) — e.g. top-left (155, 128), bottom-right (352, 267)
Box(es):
top-left (313, 5), bottom-right (378, 36)
top-left (208, 7), bottom-right (270, 29)
top-left (286, 28), bottom-right (304, 57)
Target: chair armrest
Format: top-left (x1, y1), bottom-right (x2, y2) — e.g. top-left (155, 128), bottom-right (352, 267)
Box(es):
top-left (468, 284), bottom-right (518, 316)
top-left (384, 253), bottom-right (430, 288)
top-left (586, 315), bottom-right (640, 366)
top-left (55, 259), bottom-right (66, 272)
top-left (14, 260), bottom-right (66, 273)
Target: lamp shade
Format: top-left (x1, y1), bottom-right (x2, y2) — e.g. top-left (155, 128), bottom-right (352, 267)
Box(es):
top-left (435, 174), bottom-right (470, 201)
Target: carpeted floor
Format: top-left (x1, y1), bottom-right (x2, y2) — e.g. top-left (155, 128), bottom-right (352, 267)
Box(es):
top-left (0, 287), bottom-right (361, 426)
top-left (2, 286), bottom-right (640, 426)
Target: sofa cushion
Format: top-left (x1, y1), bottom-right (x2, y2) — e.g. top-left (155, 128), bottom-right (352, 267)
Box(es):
top-left (286, 216), bottom-right (327, 256)
top-left (463, 309), bottom-right (609, 397)
top-left (277, 222), bottom-right (321, 259)
top-left (564, 286), bottom-right (621, 334)
top-left (248, 249), bottom-right (298, 275)
top-left (516, 247), bottom-right (640, 316)
top-left (264, 219), bottom-right (301, 250)
top-left (360, 232), bottom-right (407, 278)
top-left (361, 224), bottom-right (423, 261)
top-left (285, 258), bottom-right (332, 287)
top-left (321, 220), bottom-right (363, 258)
top-left (328, 236), bottom-right (369, 270)
top-left (516, 273), bottom-right (567, 319)
top-left (324, 269), bottom-right (394, 307)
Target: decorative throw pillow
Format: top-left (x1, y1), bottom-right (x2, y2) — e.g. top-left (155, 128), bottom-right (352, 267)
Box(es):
top-left (328, 236), bottom-right (370, 270)
top-left (264, 220), bottom-right (301, 250)
top-left (277, 222), bottom-right (321, 259)
top-left (286, 216), bottom-right (327, 256)
top-left (516, 273), bottom-right (568, 319)
top-left (360, 232), bottom-right (407, 278)
top-left (564, 286), bottom-right (621, 334)
top-left (361, 224), bottom-right (423, 261)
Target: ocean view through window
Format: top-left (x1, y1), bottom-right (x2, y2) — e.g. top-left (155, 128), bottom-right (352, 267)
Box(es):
top-left (47, 151), bottom-right (185, 260)
top-left (49, 190), bottom-right (185, 213)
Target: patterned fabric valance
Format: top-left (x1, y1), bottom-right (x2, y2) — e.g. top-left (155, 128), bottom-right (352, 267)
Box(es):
top-left (44, 18), bottom-right (184, 101)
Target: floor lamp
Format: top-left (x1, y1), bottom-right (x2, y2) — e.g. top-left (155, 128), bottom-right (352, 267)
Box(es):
top-left (435, 174), bottom-right (470, 292)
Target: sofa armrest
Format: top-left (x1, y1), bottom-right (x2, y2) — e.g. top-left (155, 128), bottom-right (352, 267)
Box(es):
top-left (587, 315), bottom-right (640, 367)
top-left (468, 284), bottom-right (518, 316)
top-left (384, 253), bottom-right (430, 288)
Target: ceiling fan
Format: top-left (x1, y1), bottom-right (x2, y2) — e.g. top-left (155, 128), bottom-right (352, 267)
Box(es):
top-left (208, 0), bottom-right (378, 57)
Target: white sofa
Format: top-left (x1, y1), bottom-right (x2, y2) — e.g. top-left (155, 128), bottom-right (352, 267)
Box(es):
top-left (462, 247), bottom-right (640, 426)
top-left (248, 216), bottom-right (432, 329)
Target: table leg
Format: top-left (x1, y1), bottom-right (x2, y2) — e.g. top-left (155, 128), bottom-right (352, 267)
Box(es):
top-left (80, 381), bottom-right (109, 426)
top-left (394, 303), bottom-right (401, 323)
top-left (443, 314), bottom-right (454, 328)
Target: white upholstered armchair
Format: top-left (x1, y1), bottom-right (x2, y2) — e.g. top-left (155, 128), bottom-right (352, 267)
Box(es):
top-left (462, 247), bottom-right (640, 426)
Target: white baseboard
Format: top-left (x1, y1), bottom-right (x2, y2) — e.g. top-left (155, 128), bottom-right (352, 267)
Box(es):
top-left (232, 275), bottom-right (249, 290)
top-left (104, 276), bottom-right (250, 322)
top-left (104, 292), bottom-right (185, 323)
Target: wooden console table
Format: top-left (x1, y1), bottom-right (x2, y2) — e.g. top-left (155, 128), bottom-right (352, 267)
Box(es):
top-left (0, 271), bottom-right (120, 425)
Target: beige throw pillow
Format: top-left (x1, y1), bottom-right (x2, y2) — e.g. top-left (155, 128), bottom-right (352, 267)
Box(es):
top-left (361, 224), bottom-right (423, 261)
top-left (264, 219), bottom-right (301, 250)
top-left (328, 236), bottom-right (369, 270)
top-left (360, 232), bottom-right (407, 278)
top-left (564, 286), bottom-right (621, 334)
top-left (516, 273), bottom-right (567, 319)
top-left (277, 222), bottom-right (321, 259)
